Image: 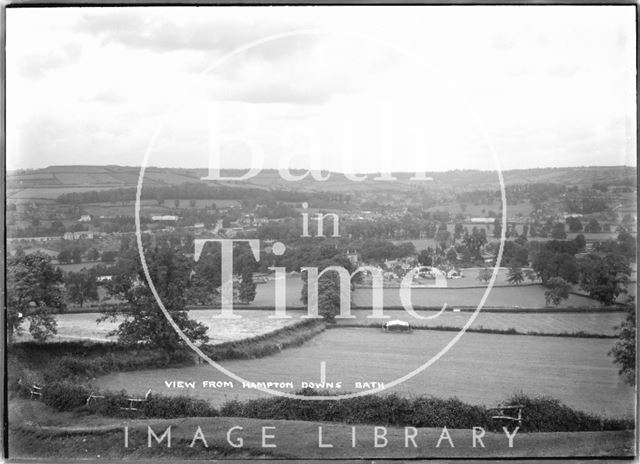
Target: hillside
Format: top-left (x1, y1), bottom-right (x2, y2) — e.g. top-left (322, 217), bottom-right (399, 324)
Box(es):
top-left (7, 165), bottom-right (636, 200)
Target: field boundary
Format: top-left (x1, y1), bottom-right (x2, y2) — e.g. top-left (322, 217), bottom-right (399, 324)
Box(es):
top-left (60, 305), bottom-right (631, 314)
top-left (329, 323), bottom-right (617, 339)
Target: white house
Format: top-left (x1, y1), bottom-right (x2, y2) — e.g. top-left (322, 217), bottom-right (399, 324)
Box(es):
top-left (471, 217), bottom-right (495, 224)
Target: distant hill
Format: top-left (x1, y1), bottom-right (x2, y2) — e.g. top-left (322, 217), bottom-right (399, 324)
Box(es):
top-left (7, 165), bottom-right (636, 200)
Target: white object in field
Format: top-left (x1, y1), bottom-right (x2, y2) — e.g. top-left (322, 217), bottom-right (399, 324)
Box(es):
top-left (453, 308), bottom-right (461, 313)
top-left (382, 320), bottom-right (412, 332)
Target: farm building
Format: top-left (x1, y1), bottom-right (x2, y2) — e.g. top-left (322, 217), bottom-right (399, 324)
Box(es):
top-left (447, 269), bottom-right (463, 279)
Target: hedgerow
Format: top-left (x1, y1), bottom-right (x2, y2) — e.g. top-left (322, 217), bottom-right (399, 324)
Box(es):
top-left (200, 319), bottom-right (325, 361)
top-left (20, 383), bottom-right (633, 433)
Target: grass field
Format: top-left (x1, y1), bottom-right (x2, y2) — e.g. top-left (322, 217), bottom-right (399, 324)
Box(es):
top-left (57, 261), bottom-right (103, 273)
top-left (18, 310), bottom-right (301, 344)
top-left (96, 329), bottom-right (635, 417)
top-left (21, 306), bottom-right (626, 344)
top-left (251, 276), bottom-right (603, 308)
top-left (9, 401), bottom-right (634, 459)
top-left (338, 309), bottom-right (626, 336)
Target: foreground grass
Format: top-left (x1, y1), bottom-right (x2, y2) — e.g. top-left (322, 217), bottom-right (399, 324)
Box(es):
top-left (9, 406), bottom-right (635, 459)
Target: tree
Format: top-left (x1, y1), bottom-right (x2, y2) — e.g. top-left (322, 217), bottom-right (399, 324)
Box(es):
top-left (317, 278), bottom-right (341, 322)
top-left (65, 270), bottom-right (99, 307)
top-left (493, 221), bottom-right (502, 239)
top-left (102, 246), bottom-right (209, 349)
top-left (507, 265), bottom-right (524, 285)
top-left (300, 257), bottom-right (354, 323)
top-left (578, 253), bottom-right (630, 305)
top-left (532, 249), bottom-right (579, 284)
top-left (72, 247), bottom-right (83, 264)
top-left (551, 222), bottom-right (567, 239)
top-left (101, 250), bottom-right (118, 263)
top-left (189, 199), bottom-right (197, 208)
top-left (584, 218), bottom-right (602, 233)
top-left (86, 247), bottom-right (100, 261)
top-left (238, 268), bottom-right (257, 304)
top-left (7, 253), bottom-right (65, 343)
top-left (544, 277), bottom-right (571, 307)
top-left (463, 228), bottom-right (487, 262)
top-left (417, 249), bottom-right (432, 266)
top-left (435, 229), bottom-right (451, 249)
top-left (477, 267), bottom-right (492, 283)
top-left (524, 268), bottom-right (537, 283)
top-left (453, 223), bottom-right (464, 241)
top-left (609, 309), bottom-right (635, 385)
top-left (58, 248), bottom-right (73, 264)
top-left (174, 199), bottom-right (180, 208)
top-left (573, 234), bottom-right (586, 251)
top-left (566, 217), bottom-right (583, 233)
top-left (445, 247), bottom-right (458, 264)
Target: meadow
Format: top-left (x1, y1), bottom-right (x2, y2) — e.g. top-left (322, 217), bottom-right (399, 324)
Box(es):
top-left (251, 276), bottom-right (603, 308)
top-left (20, 305), bottom-right (626, 344)
top-left (96, 328), bottom-right (635, 417)
top-left (18, 310), bottom-right (301, 344)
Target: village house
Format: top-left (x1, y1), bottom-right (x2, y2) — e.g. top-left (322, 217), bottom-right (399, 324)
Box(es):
top-left (63, 231), bottom-right (94, 240)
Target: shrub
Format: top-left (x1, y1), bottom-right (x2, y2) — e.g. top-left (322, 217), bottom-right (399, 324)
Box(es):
top-left (501, 393), bottom-right (633, 432)
top-left (42, 382), bottom-right (91, 411)
top-left (142, 394), bottom-right (217, 418)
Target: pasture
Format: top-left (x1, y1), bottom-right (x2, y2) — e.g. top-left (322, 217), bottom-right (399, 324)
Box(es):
top-left (18, 307), bottom-right (626, 343)
top-left (96, 329), bottom-right (635, 417)
top-left (339, 309), bottom-right (626, 336)
top-left (18, 310), bottom-right (301, 344)
top-left (251, 276), bottom-right (602, 309)
top-left (57, 261), bottom-right (102, 273)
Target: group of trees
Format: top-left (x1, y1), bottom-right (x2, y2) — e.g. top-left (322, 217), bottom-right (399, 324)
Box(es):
top-left (6, 253), bottom-right (65, 343)
top-left (530, 233), bottom-right (632, 307)
top-left (101, 245), bottom-right (209, 349)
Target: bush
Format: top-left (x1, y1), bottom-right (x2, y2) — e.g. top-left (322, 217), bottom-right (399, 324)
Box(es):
top-left (201, 319), bottom-right (325, 361)
top-left (142, 394), bottom-right (217, 418)
top-left (42, 382), bottom-right (91, 411)
top-left (501, 393), bottom-right (633, 432)
top-left (216, 390), bottom-right (632, 433)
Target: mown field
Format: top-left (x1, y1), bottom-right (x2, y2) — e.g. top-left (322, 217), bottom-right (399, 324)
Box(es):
top-left (20, 306), bottom-right (626, 344)
top-left (17, 310), bottom-right (301, 344)
top-left (250, 276), bottom-right (603, 308)
top-left (339, 309), bottom-right (626, 336)
top-left (96, 328), bottom-right (635, 417)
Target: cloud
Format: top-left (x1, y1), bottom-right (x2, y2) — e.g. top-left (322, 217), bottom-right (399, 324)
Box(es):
top-left (17, 41), bottom-right (82, 78)
top-left (74, 9), bottom-right (317, 58)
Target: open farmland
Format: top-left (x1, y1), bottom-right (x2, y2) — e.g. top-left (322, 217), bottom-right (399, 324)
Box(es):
top-left (19, 306), bottom-right (626, 343)
top-left (82, 198), bottom-right (241, 217)
top-left (340, 309), bottom-right (626, 336)
top-left (96, 329), bottom-right (635, 417)
top-left (251, 276), bottom-right (603, 309)
top-left (16, 310), bottom-right (300, 344)
top-left (352, 284), bottom-right (602, 308)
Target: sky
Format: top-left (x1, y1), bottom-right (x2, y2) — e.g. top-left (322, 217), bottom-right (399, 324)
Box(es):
top-left (6, 6), bottom-right (637, 173)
